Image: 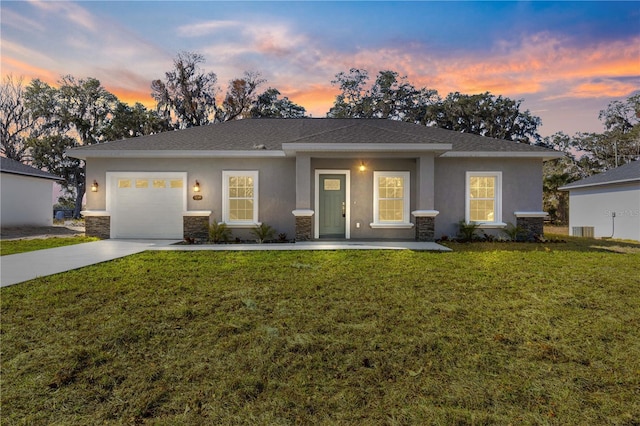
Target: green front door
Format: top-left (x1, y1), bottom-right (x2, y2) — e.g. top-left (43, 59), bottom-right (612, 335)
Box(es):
top-left (319, 174), bottom-right (346, 238)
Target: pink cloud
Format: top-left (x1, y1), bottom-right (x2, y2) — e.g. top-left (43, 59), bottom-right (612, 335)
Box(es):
top-left (1, 56), bottom-right (58, 84)
top-left (27, 0), bottom-right (97, 32)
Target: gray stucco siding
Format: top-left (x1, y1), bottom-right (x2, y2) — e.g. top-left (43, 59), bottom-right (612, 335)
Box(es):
top-left (86, 157), bottom-right (297, 239)
top-left (433, 158), bottom-right (544, 238)
top-left (85, 155), bottom-right (545, 241)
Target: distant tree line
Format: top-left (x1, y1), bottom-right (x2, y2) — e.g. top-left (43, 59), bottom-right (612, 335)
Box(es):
top-left (539, 94), bottom-right (639, 223)
top-left (1, 52), bottom-right (637, 221)
top-left (0, 51), bottom-right (306, 217)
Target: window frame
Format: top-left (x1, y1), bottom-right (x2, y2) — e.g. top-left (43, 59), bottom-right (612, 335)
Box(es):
top-left (222, 170), bottom-right (260, 227)
top-left (371, 171), bottom-right (412, 228)
top-left (465, 171), bottom-right (504, 227)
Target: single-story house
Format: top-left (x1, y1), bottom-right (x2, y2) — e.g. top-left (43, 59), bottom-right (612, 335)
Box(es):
top-left (560, 161), bottom-right (639, 241)
top-left (67, 118), bottom-right (561, 241)
top-left (1, 157), bottom-right (62, 228)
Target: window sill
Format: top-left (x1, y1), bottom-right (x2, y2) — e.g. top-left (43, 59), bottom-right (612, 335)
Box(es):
top-left (369, 223), bottom-right (415, 229)
top-left (81, 210), bottom-right (110, 217)
top-left (221, 222), bottom-right (262, 229)
top-left (474, 222), bottom-right (507, 229)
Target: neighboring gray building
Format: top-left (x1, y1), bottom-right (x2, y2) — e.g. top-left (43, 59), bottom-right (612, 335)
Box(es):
top-left (560, 161), bottom-right (640, 241)
top-left (1, 157), bottom-right (62, 228)
top-left (67, 118), bottom-right (561, 241)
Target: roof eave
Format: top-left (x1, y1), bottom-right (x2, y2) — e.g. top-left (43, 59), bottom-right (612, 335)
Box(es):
top-left (559, 178), bottom-right (640, 191)
top-left (67, 150), bottom-right (287, 160)
top-left (0, 170), bottom-right (63, 181)
top-left (282, 143), bottom-right (452, 156)
top-left (440, 151), bottom-right (563, 160)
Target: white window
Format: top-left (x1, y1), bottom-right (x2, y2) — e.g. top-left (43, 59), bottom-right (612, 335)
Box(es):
top-left (222, 171), bottom-right (259, 226)
top-left (371, 171), bottom-right (412, 228)
top-left (465, 171), bottom-right (503, 226)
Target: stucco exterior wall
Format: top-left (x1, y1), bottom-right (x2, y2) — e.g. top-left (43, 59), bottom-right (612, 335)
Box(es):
top-left (434, 158), bottom-right (544, 238)
top-left (1, 173), bottom-right (54, 227)
top-left (86, 155), bottom-right (547, 241)
top-left (567, 182), bottom-right (640, 241)
top-left (86, 157), bottom-right (297, 239)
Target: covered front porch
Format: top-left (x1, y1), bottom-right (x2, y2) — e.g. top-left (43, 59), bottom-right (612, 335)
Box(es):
top-left (287, 146), bottom-right (447, 242)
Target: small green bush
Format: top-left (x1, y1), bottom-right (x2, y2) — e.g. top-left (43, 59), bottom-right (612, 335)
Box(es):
top-left (457, 220), bottom-right (481, 242)
top-left (502, 222), bottom-right (526, 241)
top-left (208, 221), bottom-right (232, 243)
top-left (251, 223), bottom-right (276, 243)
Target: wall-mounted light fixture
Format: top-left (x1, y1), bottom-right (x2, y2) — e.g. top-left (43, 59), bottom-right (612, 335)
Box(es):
top-left (193, 180), bottom-right (201, 192)
top-left (359, 162), bottom-right (366, 172)
top-left (90, 180), bottom-right (99, 192)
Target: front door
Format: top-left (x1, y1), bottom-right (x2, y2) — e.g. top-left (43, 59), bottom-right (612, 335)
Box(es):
top-left (319, 174), bottom-right (346, 238)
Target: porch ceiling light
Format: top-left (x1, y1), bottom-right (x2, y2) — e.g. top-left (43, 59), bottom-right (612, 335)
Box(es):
top-left (193, 180), bottom-right (201, 192)
top-left (90, 180), bottom-right (99, 192)
top-left (359, 162), bottom-right (366, 172)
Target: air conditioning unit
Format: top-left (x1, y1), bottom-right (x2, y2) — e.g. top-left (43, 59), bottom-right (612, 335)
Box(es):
top-left (572, 226), bottom-right (594, 238)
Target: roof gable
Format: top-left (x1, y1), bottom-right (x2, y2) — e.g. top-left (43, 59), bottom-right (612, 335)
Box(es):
top-left (0, 157), bottom-right (62, 181)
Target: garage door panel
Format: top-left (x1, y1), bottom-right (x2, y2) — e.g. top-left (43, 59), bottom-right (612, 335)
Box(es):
top-left (109, 174), bottom-right (186, 239)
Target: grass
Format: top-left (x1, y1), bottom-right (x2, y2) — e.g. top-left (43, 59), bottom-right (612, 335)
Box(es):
top-left (1, 236), bottom-right (639, 424)
top-left (0, 236), bottom-right (99, 256)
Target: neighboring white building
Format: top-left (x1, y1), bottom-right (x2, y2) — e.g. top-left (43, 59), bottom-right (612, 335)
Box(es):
top-left (1, 157), bottom-right (62, 228)
top-left (560, 161), bottom-right (640, 241)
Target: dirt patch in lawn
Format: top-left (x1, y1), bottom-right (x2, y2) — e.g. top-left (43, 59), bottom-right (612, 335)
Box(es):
top-left (1, 223), bottom-right (85, 240)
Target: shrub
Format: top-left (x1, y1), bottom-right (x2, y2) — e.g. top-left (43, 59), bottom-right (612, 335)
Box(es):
top-left (208, 221), bottom-right (232, 243)
top-left (457, 220), bottom-right (481, 242)
top-left (502, 222), bottom-right (526, 242)
top-left (251, 223), bottom-right (276, 243)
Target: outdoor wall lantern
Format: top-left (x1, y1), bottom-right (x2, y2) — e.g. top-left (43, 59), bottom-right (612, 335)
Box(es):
top-left (359, 162), bottom-right (366, 172)
top-left (90, 180), bottom-right (99, 192)
top-left (193, 180), bottom-right (201, 192)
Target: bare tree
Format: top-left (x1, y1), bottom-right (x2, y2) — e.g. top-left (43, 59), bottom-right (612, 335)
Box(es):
top-left (219, 71), bottom-right (266, 121)
top-left (151, 51), bottom-right (218, 128)
top-left (0, 75), bottom-right (36, 161)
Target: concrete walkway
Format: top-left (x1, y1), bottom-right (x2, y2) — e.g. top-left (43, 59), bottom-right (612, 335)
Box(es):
top-left (1, 240), bottom-right (179, 288)
top-left (156, 240), bottom-right (451, 252)
top-left (1, 239), bottom-right (450, 287)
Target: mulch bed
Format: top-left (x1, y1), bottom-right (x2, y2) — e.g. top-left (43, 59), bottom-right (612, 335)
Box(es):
top-left (0, 226), bottom-right (85, 241)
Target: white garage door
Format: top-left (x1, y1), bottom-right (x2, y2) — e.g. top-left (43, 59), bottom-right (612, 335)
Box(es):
top-left (108, 172), bottom-right (187, 239)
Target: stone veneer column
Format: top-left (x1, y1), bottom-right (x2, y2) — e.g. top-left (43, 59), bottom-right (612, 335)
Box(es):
top-left (183, 216), bottom-right (210, 241)
top-left (514, 212), bottom-right (548, 240)
top-left (183, 211), bottom-right (212, 242)
top-left (292, 209), bottom-right (314, 241)
top-left (411, 210), bottom-right (439, 242)
top-left (84, 215), bottom-right (110, 239)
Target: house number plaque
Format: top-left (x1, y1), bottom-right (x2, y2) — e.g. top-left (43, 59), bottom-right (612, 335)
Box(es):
top-left (193, 195), bottom-right (203, 200)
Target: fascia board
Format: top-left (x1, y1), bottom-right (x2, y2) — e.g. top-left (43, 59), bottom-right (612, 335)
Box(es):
top-left (67, 150), bottom-right (287, 160)
top-left (283, 143), bottom-right (452, 155)
top-left (559, 178), bottom-right (640, 191)
top-left (440, 151), bottom-right (563, 160)
top-left (1, 170), bottom-right (63, 181)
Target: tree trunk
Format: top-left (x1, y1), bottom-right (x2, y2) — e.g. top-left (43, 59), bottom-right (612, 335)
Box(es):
top-left (73, 182), bottom-right (85, 219)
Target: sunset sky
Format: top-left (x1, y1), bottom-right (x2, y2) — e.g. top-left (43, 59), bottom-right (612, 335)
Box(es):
top-left (2, 1), bottom-right (638, 137)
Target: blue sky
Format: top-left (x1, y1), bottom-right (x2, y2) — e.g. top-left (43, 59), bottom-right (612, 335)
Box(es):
top-left (2, 1), bottom-right (638, 137)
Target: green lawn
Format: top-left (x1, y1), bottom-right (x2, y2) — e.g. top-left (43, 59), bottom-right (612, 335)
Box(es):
top-left (0, 236), bottom-right (99, 256)
top-left (1, 237), bottom-right (639, 424)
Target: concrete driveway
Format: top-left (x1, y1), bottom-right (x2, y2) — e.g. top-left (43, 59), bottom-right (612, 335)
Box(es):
top-left (1, 240), bottom-right (179, 287)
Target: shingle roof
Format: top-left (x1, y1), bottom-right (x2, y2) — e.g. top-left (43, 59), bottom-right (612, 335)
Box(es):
top-left (560, 161), bottom-right (640, 190)
top-left (67, 118), bottom-right (556, 156)
top-left (0, 157), bottom-right (62, 181)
